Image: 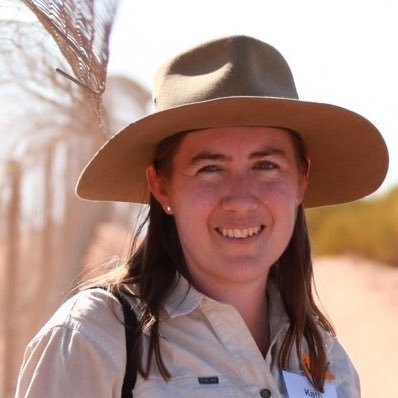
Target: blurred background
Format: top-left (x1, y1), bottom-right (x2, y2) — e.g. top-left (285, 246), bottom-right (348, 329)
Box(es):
top-left (0, 0), bottom-right (397, 396)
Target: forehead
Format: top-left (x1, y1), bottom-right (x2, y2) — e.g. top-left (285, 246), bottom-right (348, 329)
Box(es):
top-left (175, 126), bottom-right (297, 158)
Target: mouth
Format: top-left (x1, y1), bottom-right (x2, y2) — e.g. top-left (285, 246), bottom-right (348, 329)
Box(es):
top-left (216, 225), bottom-right (265, 239)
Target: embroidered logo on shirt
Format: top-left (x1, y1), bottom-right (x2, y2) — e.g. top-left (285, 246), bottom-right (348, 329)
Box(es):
top-left (198, 376), bottom-right (219, 384)
top-left (301, 354), bottom-right (336, 381)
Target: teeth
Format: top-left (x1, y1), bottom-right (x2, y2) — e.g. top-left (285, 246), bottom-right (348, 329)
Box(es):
top-left (220, 226), bottom-right (262, 239)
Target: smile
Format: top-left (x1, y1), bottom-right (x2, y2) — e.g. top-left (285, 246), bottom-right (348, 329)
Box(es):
top-left (217, 225), bottom-right (264, 239)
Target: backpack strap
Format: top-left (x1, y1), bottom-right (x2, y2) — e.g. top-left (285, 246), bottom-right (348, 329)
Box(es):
top-left (94, 286), bottom-right (138, 398)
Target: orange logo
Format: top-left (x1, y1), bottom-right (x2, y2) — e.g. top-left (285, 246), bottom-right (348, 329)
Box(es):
top-left (301, 353), bottom-right (336, 381)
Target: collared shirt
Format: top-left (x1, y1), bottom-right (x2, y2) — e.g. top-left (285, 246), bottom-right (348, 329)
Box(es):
top-left (16, 276), bottom-right (360, 397)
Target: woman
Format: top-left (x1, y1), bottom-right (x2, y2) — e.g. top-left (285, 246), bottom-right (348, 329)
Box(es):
top-left (16, 35), bottom-right (388, 397)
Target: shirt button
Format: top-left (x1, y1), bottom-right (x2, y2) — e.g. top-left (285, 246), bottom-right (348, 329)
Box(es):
top-left (260, 388), bottom-right (271, 398)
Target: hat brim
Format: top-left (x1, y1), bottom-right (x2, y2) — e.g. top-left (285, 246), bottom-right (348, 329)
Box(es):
top-left (76, 96), bottom-right (388, 208)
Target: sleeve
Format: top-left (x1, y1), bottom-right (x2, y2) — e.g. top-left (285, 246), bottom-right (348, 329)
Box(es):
top-left (15, 316), bottom-right (125, 398)
top-left (327, 337), bottom-right (361, 398)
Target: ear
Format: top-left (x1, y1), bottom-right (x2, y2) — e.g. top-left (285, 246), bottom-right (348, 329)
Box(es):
top-left (146, 164), bottom-right (172, 212)
top-left (297, 157), bottom-right (311, 205)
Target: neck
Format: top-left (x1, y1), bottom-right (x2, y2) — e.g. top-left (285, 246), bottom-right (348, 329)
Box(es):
top-left (195, 274), bottom-right (270, 354)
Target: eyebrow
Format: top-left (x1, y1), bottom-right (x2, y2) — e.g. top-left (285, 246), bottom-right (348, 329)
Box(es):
top-left (189, 151), bottom-right (231, 165)
top-left (188, 147), bottom-right (287, 166)
top-left (249, 147), bottom-right (287, 159)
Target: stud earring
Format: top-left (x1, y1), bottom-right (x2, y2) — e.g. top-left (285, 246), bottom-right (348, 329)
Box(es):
top-left (166, 206), bottom-right (172, 213)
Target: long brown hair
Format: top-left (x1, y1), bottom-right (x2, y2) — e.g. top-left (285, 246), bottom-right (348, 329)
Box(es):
top-left (92, 129), bottom-right (334, 391)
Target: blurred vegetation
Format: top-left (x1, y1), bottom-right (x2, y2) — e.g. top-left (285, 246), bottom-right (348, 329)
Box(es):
top-left (306, 186), bottom-right (398, 266)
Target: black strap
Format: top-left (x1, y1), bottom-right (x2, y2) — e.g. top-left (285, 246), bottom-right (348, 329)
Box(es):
top-left (112, 289), bottom-right (138, 398)
top-left (95, 287), bottom-right (138, 398)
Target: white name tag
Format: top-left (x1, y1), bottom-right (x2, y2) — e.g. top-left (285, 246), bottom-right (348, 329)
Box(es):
top-left (282, 370), bottom-right (337, 398)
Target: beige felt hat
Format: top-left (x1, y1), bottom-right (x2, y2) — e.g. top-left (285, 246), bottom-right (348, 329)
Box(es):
top-left (76, 35), bottom-right (388, 207)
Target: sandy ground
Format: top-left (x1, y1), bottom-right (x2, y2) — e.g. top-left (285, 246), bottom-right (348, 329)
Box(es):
top-left (313, 256), bottom-right (398, 397)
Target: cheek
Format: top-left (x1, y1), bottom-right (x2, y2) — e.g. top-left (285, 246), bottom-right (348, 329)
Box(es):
top-left (260, 181), bottom-right (299, 233)
top-left (170, 180), bottom-right (221, 213)
top-left (171, 183), bottom-right (222, 248)
top-left (258, 179), bottom-right (299, 208)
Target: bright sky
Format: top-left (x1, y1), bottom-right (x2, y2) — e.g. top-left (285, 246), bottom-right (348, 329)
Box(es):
top-left (108, 0), bottom-right (398, 195)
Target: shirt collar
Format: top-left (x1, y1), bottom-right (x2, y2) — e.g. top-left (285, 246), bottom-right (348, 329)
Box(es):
top-left (163, 274), bottom-right (203, 318)
top-left (163, 273), bottom-right (290, 334)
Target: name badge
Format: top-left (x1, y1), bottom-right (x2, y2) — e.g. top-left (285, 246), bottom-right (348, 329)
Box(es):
top-left (282, 370), bottom-right (337, 398)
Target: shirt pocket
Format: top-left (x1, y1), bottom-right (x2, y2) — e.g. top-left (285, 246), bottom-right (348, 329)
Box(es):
top-left (134, 375), bottom-right (237, 398)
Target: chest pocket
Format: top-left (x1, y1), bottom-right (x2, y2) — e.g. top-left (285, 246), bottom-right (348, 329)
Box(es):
top-left (133, 375), bottom-right (237, 398)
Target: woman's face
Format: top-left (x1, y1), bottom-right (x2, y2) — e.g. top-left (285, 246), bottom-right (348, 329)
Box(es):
top-left (147, 126), bottom-right (309, 295)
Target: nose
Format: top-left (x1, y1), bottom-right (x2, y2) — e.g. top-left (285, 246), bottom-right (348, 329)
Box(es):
top-left (220, 173), bottom-right (259, 212)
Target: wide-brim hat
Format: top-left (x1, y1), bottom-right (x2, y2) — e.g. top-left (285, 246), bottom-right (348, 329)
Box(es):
top-left (76, 35), bottom-right (388, 208)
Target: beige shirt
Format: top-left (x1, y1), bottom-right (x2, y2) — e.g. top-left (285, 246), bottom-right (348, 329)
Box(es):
top-left (16, 276), bottom-right (360, 397)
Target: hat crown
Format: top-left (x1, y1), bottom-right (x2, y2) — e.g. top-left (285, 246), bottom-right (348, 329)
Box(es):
top-left (154, 35), bottom-right (299, 111)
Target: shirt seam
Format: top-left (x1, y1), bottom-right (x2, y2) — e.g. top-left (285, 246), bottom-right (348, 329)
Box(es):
top-left (30, 289), bottom-right (124, 366)
top-left (29, 323), bottom-right (122, 368)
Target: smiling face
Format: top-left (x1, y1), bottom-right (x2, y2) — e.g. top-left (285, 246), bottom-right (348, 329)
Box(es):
top-left (147, 126), bottom-right (309, 297)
